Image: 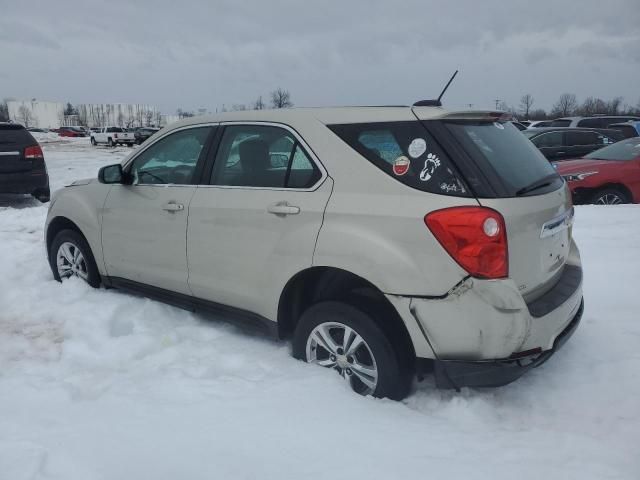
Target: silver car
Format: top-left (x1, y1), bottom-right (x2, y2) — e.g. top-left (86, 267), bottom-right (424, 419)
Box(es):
top-left (45, 107), bottom-right (583, 399)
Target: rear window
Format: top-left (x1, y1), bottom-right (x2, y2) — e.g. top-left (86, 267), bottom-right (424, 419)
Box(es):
top-left (328, 121), bottom-right (470, 197)
top-left (0, 125), bottom-right (35, 145)
top-left (585, 138), bottom-right (640, 161)
top-left (550, 119), bottom-right (571, 127)
top-left (444, 121), bottom-right (560, 196)
top-left (107, 127), bottom-right (124, 133)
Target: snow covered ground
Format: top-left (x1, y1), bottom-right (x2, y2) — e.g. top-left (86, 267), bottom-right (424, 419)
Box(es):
top-left (1, 141), bottom-right (639, 480)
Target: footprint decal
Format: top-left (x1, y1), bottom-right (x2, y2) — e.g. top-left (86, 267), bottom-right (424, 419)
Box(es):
top-left (420, 153), bottom-right (441, 181)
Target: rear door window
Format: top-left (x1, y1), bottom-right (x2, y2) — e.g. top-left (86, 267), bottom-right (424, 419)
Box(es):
top-left (328, 122), bottom-right (470, 196)
top-left (210, 125), bottom-right (321, 189)
top-left (566, 131), bottom-right (598, 146)
top-left (550, 119), bottom-right (571, 127)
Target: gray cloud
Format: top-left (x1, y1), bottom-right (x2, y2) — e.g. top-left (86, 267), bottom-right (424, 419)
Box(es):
top-left (0, 0), bottom-right (638, 112)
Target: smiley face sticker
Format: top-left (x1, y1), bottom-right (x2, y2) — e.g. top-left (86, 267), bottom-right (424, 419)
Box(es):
top-left (392, 156), bottom-right (410, 176)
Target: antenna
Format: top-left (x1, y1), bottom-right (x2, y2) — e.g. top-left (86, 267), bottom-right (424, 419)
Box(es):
top-left (437, 70), bottom-right (458, 103)
top-left (412, 70), bottom-right (459, 107)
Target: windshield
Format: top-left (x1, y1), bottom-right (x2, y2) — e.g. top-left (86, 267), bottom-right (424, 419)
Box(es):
top-left (444, 121), bottom-right (561, 196)
top-left (585, 138), bottom-right (640, 161)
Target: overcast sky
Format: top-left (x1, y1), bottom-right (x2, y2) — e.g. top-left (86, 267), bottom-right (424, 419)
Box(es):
top-left (1, 0), bottom-right (638, 114)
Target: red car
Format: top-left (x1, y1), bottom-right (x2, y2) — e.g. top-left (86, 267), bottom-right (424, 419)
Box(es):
top-left (554, 138), bottom-right (640, 204)
top-left (57, 127), bottom-right (86, 137)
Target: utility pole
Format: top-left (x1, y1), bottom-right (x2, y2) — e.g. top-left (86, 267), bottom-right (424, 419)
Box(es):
top-left (467, 103), bottom-right (474, 109)
top-left (494, 99), bottom-right (501, 110)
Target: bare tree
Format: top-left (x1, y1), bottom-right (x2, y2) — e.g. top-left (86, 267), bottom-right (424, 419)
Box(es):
top-left (270, 88), bottom-right (293, 109)
top-left (144, 109), bottom-right (154, 126)
top-left (551, 93), bottom-right (578, 117)
top-left (64, 102), bottom-right (77, 116)
top-left (117, 112), bottom-right (125, 127)
top-left (529, 108), bottom-right (548, 120)
top-left (16, 105), bottom-right (35, 127)
top-left (0, 99), bottom-right (8, 122)
top-left (253, 96), bottom-right (265, 110)
top-left (519, 94), bottom-right (534, 119)
top-left (606, 97), bottom-right (623, 115)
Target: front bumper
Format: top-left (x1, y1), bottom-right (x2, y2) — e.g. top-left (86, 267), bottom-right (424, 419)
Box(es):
top-left (432, 298), bottom-right (583, 389)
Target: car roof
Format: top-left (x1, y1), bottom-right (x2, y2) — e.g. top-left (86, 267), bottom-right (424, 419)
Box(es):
top-left (158, 106), bottom-right (485, 133)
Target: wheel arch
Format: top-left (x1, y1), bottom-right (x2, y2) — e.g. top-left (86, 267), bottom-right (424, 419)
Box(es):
top-left (277, 266), bottom-right (416, 367)
top-left (46, 216), bottom-right (87, 252)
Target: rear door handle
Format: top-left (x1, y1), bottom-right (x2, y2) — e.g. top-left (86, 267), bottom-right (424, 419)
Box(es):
top-left (162, 202), bottom-right (184, 212)
top-left (267, 202), bottom-right (300, 216)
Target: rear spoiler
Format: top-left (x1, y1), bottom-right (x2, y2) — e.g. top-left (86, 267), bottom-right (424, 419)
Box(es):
top-left (438, 111), bottom-right (514, 121)
top-left (411, 108), bottom-right (514, 122)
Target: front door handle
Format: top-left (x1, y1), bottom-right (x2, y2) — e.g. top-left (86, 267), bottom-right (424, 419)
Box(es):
top-left (162, 202), bottom-right (184, 212)
top-left (267, 202), bottom-right (300, 216)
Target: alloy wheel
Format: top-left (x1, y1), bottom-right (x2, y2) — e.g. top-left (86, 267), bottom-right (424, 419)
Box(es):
top-left (56, 241), bottom-right (89, 281)
top-left (305, 321), bottom-right (378, 395)
top-left (595, 193), bottom-right (623, 205)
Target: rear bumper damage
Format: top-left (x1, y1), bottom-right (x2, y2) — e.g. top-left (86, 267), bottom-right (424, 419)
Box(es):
top-left (386, 241), bottom-right (584, 389)
top-left (432, 298), bottom-right (583, 389)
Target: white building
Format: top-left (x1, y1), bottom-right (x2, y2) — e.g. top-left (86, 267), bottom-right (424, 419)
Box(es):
top-left (7, 100), bottom-right (64, 129)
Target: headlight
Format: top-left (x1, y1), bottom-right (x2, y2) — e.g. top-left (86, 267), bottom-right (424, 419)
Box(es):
top-left (562, 171), bottom-right (598, 182)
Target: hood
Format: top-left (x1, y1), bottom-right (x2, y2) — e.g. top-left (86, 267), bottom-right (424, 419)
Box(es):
top-left (554, 158), bottom-right (619, 174)
top-left (66, 177), bottom-right (98, 187)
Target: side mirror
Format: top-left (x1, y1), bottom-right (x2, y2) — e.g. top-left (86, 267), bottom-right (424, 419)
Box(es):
top-left (98, 164), bottom-right (131, 184)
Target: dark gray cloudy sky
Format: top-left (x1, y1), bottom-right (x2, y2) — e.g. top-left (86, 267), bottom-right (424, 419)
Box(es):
top-left (1, 0), bottom-right (638, 113)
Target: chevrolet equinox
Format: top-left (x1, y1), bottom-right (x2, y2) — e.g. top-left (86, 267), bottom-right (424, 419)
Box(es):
top-left (45, 107), bottom-right (584, 399)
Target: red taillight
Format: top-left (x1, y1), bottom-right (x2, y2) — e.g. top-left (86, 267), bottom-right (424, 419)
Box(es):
top-left (24, 145), bottom-right (44, 160)
top-left (114, 133), bottom-right (119, 139)
top-left (425, 206), bottom-right (508, 279)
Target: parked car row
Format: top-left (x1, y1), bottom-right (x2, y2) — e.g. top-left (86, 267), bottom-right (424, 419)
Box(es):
top-left (27, 125), bottom-right (161, 144)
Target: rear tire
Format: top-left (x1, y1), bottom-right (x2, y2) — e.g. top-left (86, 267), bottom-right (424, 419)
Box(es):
top-left (32, 189), bottom-right (50, 203)
top-left (591, 188), bottom-right (629, 205)
top-left (90, 137), bottom-right (97, 146)
top-left (292, 301), bottom-right (411, 400)
top-left (107, 138), bottom-right (114, 147)
top-left (48, 229), bottom-right (101, 288)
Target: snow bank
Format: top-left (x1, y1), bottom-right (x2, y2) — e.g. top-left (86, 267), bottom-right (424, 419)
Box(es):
top-left (0, 142), bottom-right (638, 479)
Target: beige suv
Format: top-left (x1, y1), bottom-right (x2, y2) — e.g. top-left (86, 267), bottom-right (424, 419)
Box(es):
top-left (45, 107), bottom-right (584, 400)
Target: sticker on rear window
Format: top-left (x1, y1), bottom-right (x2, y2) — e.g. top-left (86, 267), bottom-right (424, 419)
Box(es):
top-left (392, 156), bottom-right (410, 176)
top-left (408, 138), bottom-right (427, 158)
top-left (419, 153), bottom-right (440, 181)
top-left (493, 122), bottom-right (504, 130)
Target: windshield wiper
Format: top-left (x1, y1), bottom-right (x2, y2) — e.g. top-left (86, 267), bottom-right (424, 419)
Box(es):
top-left (516, 174), bottom-right (559, 196)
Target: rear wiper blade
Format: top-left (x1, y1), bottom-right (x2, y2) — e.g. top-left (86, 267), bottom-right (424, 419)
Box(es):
top-left (516, 174), bottom-right (559, 196)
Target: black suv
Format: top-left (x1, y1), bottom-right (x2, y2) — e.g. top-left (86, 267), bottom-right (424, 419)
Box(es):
top-left (0, 123), bottom-right (50, 202)
top-left (134, 127), bottom-right (160, 145)
top-left (523, 127), bottom-right (624, 161)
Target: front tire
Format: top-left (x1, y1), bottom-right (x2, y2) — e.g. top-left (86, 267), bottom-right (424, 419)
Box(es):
top-left (90, 137), bottom-right (97, 146)
top-left (591, 188), bottom-right (629, 205)
top-left (48, 229), bottom-right (101, 288)
top-left (107, 138), bottom-right (114, 147)
top-left (292, 301), bottom-right (411, 400)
